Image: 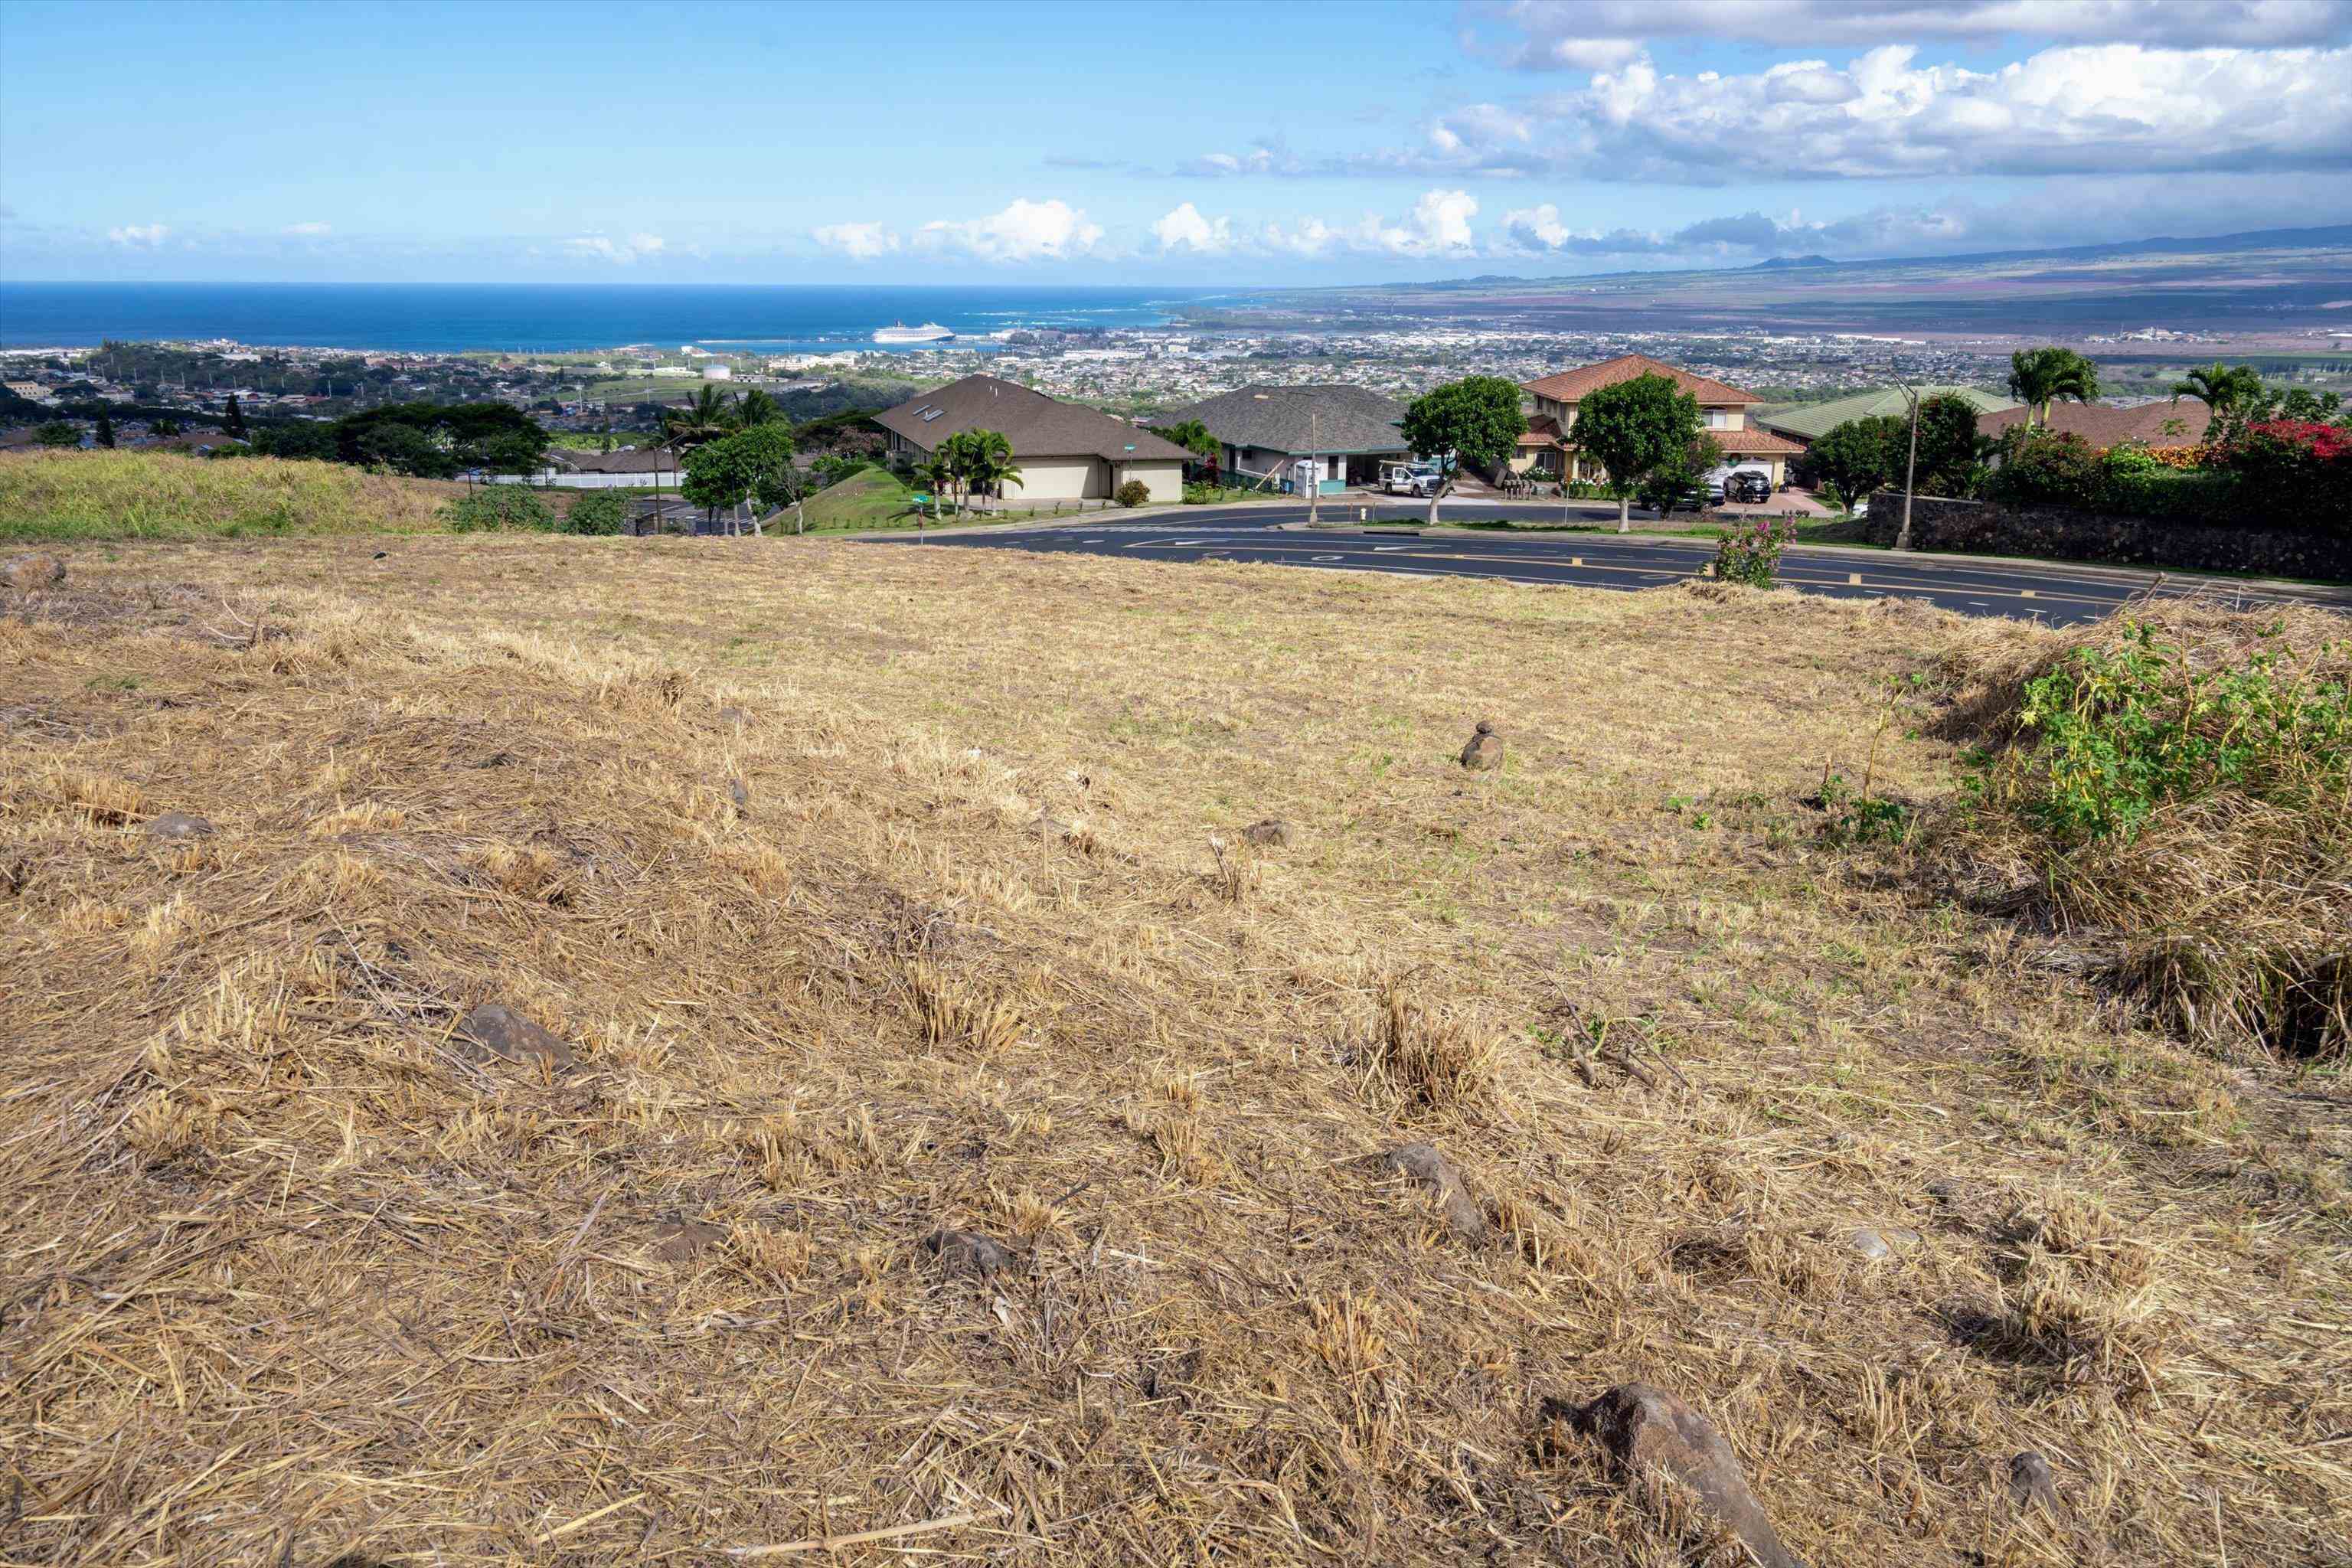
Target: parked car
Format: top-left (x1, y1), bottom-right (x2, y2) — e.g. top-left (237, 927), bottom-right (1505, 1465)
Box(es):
top-left (1725, 470), bottom-right (1773, 505)
top-left (1702, 463), bottom-right (1775, 505)
top-left (1382, 461), bottom-right (1446, 498)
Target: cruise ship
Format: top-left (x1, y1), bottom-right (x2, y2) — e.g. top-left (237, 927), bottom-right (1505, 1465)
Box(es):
top-left (873, 321), bottom-right (954, 345)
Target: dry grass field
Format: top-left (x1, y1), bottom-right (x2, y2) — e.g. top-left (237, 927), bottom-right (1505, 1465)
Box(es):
top-left (2, 534), bottom-right (2347, 1566)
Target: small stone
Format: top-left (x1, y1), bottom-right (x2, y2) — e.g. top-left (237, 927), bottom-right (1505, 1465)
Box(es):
top-left (1845, 1225), bottom-right (1920, 1262)
top-left (728, 776), bottom-right (750, 814)
top-left (456, 1001), bottom-right (575, 1071)
top-left (1458, 720), bottom-right (1504, 771)
top-left (1242, 818), bottom-right (1291, 848)
top-left (2007, 1451), bottom-right (2063, 1517)
top-left (652, 1215), bottom-right (727, 1262)
top-left (923, 1227), bottom-right (1015, 1277)
top-left (1378, 1142), bottom-right (1491, 1243)
top-left (1560, 1383), bottom-right (1801, 1568)
top-left (145, 811), bottom-right (215, 841)
top-left (2, 554), bottom-right (66, 593)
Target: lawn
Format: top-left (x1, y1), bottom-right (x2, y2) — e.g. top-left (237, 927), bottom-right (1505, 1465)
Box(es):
top-left (0, 448), bottom-right (459, 540)
top-left (2, 534), bottom-right (2345, 1566)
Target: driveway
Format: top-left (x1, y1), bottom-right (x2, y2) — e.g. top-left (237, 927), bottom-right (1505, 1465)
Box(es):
top-left (864, 502), bottom-right (2352, 627)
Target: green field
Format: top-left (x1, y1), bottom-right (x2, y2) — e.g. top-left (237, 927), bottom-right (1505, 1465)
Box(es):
top-left (0, 449), bottom-right (458, 541)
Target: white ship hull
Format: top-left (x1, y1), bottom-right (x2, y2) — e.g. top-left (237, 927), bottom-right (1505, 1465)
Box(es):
top-left (873, 322), bottom-right (954, 344)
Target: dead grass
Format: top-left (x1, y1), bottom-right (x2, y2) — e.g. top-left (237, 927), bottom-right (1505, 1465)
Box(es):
top-left (2, 534), bottom-right (2347, 1566)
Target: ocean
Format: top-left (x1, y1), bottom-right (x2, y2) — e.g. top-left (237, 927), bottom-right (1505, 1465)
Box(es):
top-left (0, 283), bottom-right (1230, 354)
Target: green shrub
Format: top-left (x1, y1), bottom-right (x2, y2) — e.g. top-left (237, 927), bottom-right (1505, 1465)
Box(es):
top-left (1971, 618), bottom-right (2352, 848)
top-left (1710, 514), bottom-right (1795, 587)
top-left (563, 490), bottom-right (627, 535)
top-left (443, 486), bottom-right (557, 533)
top-left (1115, 479), bottom-right (1151, 509)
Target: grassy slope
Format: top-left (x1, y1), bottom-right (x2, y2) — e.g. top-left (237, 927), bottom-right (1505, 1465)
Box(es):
top-left (0, 449), bottom-right (457, 540)
top-left (2, 537), bottom-right (2346, 1565)
top-left (799, 466), bottom-right (920, 531)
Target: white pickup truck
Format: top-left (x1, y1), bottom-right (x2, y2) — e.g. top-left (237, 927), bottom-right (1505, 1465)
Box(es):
top-left (1381, 461), bottom-right (1446, 497)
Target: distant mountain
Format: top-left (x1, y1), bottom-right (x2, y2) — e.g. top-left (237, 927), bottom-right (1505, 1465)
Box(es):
top-left (1749, 255), bottom-right (1834, 270)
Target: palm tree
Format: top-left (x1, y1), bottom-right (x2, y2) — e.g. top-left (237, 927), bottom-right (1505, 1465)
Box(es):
top-left (733, 387), bottom-right (781, 428)
top-left (2005, 347), bottom-right (2100, 429)
top-left (662, 384), bottom-right (737, 454)
top-left (917, 455), bottom-right (955, 521)
top-left (2170, 361), bottom-right (2262, 436)
top-left (957, 428), bottom-right (1017, 509)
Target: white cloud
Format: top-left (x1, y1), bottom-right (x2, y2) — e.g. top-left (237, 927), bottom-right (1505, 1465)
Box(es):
top-left (283, 221), bottom-right (332, 237)
top-left (1497, 203), bottom-right (1671, 255)
top-left (1176, 142), bottom-right (1305, 177)
top-left (812, 220), bottom-right (902, 260)
top-left (107, 223), bottom-right (168, 247)
top-left (1481, 0), bottom-right (2347, 69)
top-left (1391, 43), bottom-right (2352, 181)
top-left (1369, 188), bottom-right (1481, 255)
top-left (564, 232), bottom-right (665, 264)
top-left (1259, 217), bottom-right (1341, 257)
top-left (1152, 202), bottom-right (1233, 255)
top-left (917, 198), bottom-right (1102, 262)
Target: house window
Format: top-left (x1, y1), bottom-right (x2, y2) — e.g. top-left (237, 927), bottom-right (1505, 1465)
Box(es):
top-left (1706, 410), bottom-right (1726, 429)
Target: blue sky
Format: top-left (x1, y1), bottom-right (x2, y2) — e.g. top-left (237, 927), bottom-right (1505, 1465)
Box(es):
top-left (3, 0), bottom-right (2347, 284)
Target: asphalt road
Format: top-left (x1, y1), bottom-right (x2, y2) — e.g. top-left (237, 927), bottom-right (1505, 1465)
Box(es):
top-left (871, 503), bottom-right (2352, 626)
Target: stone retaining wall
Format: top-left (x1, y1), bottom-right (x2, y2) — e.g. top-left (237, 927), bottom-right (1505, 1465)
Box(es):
top-left (1862, 493), bottom-right (2351, 580)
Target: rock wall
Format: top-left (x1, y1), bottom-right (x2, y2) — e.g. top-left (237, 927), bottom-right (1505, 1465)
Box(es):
top-left (1861, 493), bottom-right (2352, 581)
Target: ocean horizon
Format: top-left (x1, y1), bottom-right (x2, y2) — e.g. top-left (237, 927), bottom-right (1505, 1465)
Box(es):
top-left (0, 282), bottom-right (1236, 354)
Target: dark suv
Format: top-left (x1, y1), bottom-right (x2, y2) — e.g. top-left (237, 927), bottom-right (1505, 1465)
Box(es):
top-left (1725, 471), bottom-right (1772, 505)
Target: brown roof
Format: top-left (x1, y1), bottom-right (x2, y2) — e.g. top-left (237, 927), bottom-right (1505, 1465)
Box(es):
top-left (877, 375), bottom-right (1191, 464)
top-left (1713, 427), bottom-right (1803, 456)
top-left (1516, 413), bottom-right (1566, 448)
top-left (1523, 354), bottom-right (1760, 407)
top-left (554, 446), bottom-right (675, 474)
top-left (1978, 400), bottom-right (2213, 449)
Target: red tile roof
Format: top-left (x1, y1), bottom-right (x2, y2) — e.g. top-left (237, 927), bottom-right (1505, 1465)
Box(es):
top-left (1516, 413), bottom-right (1565, 447)
top-left (1524, 354), bottom-right (1761, 407)
top-left (1714, 427), bottom-right (1802, 456)
top-left (1978, 400), bottom-right (2212, 449)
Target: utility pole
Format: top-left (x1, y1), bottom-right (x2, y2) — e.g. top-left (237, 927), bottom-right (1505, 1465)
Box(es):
top-left (1306, 407), bottom-right (1321, 525)
top-left (1894, 384), bottom-right (1921, 553)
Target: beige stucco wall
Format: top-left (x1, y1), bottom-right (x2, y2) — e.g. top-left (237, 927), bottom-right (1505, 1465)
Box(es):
top-left (1121, 460), bottom-right (1184, 503)
top-left (1003, 457), bottom-right (1099, 500)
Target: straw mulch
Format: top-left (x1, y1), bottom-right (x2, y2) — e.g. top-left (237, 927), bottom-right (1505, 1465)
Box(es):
top-left (2, 537), bottom-right (2347, 1566)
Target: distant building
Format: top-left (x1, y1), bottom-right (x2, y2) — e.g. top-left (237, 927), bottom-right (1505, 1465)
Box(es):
top-left (4, 381), bottom-right (54, 403)
top-left (875, 374), bottom-right (1189, 504)
top-left (1517, 354), bottom-right (1802, 485)
top-left (700, 364), bottom-right (733, 381)
top-left (1151, 384), bottom-right (1411, 492)
top-left (1756, 385), bottom-right (2020, 446)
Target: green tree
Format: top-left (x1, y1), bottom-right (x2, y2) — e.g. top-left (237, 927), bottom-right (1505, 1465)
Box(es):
top-left (1399, 376), bottom-right (1525, 524)
top-left (33, 420), bottom-right (80, 449)
top-left (1157, 417), bottom-right (1220, 473)
top-left (2005, 347), bottom-right (2099, 429)
top-left (733, 387), bottom-right (782, 427)
top-left (956, 428), bottom-right (1020, 508)
top-left (1807, 415), bottom-right (1903, 505)
top-left (1637, 433), bottom-right (1723, 518)
top-left (2170, 361), bottom-right (2264, 439)
top-left (150, 416), bottom-right (181, 438)
top-left (1913, 394), bottom-right (1986, 495)
top-left (93, 409), bottom-right (116, 449)
top-left (662, 384), bottom-right (738, 455)
top-left (563, 490), bottom-right (629, 537)
top-left (683, 422), bottom-right (798, 535)
top-left (916, 454), bottom-right (955, 521)
top-left (1567, 372), bottom-right (1703, 531)
top-left (224, 394), bottom-right (248, 439)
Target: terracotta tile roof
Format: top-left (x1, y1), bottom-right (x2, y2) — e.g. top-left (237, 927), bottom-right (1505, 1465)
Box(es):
top-left (1523, 354), bottom-right (1761, 407)
top-left (1713, 427), bottom-right (1803, 456)
top-left (1978, 400), bottom-right (2213, 449)
top-left (1516, 413), bottom-right (1565, 447)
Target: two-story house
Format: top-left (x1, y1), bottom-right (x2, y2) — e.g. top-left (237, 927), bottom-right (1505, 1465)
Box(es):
top-left (1513, 354), bottom-right (1802, 487)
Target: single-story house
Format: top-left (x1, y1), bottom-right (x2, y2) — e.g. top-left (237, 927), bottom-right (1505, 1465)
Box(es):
top-left (877, 374), bottom-right (1189, 503)
top-left (4, 381), bottom-right (54, 403)
top-left (541, 446), bottom-right (682, 488)
top-left (1517, 353), bottom-right (1803, 485)
top-left (1756, 385), bottom-right (2020, 446)
top-left (1977, 400), bottom-right (2213, 449)
top-left (1149, 383), bottom-right (1413, 493)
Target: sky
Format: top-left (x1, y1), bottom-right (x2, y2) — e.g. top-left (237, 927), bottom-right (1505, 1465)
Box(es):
top-left (3, 0), bottom-right (2349, 286)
